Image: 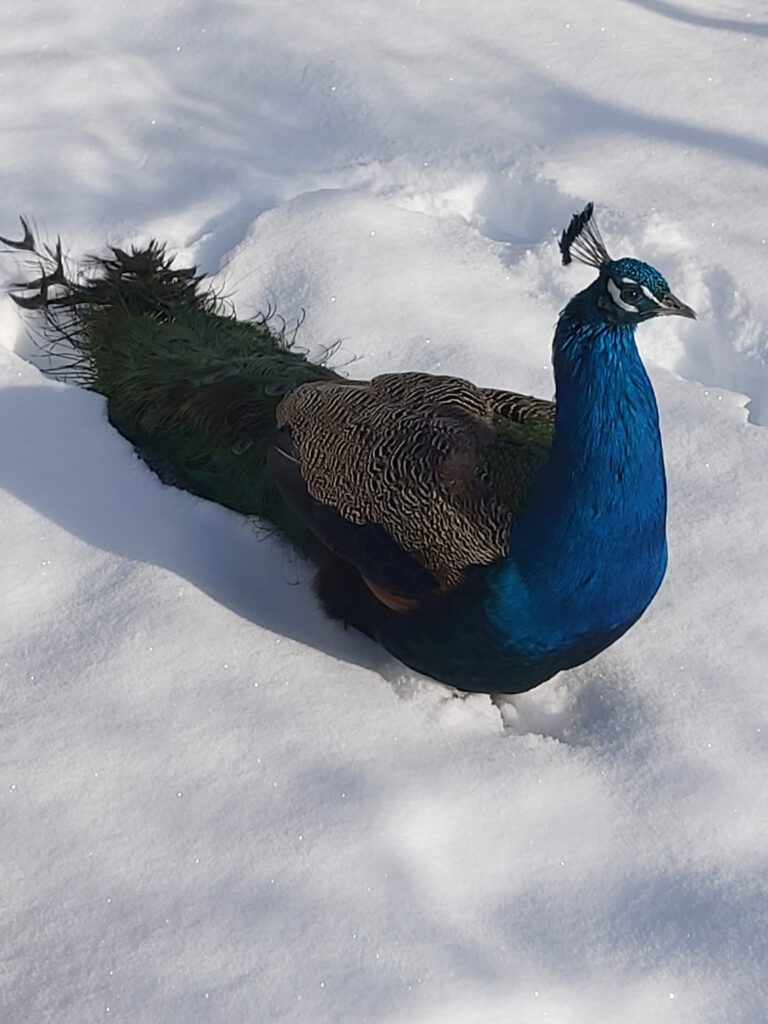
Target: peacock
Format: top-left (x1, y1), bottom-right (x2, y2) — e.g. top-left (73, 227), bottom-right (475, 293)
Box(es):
top-left (2, 205), bottom-right (695, 694)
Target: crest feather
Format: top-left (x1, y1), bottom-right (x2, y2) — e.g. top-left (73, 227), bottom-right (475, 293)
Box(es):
top-left (0, 215), bottom-right (36, 253)
top-left (559, 203), bottom-right (612, 269)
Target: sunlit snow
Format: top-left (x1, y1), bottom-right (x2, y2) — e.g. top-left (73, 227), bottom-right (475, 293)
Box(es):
top-left (1, 2), bottom-right (767, 1022)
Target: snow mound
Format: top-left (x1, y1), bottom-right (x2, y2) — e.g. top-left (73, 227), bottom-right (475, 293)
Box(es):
top-left (2, 1), bottom-right (768, 1022)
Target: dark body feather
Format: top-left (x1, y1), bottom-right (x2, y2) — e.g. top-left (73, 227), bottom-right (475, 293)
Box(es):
top-left (7, 220), bottom-right (685, 694)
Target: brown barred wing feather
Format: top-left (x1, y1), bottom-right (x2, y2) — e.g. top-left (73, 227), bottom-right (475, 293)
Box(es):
top-left (482, 387), bottom-right (555, 424)
top-left (272, 371), bottom-right (552, 600)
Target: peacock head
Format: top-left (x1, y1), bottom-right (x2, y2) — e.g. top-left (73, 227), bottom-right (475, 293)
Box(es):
top-left (559, 203), bottom-right (696, 326)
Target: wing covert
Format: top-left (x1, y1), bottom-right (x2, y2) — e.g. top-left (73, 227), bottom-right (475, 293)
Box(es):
top-left (271, 371), bottom-right (553, 595)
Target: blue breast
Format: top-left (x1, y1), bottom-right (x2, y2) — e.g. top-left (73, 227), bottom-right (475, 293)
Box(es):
top-left (379, 290), bottom-right (668, 693)
top-left (490, 313), bottom-right (667, 652)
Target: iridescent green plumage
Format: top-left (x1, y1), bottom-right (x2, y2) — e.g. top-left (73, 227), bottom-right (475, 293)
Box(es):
top-left (484, 415), bottom-right (553, 520)
top-left (14, 240), bottom-right (340, 555)
top-left (10, 235), bottom-right (554, 593)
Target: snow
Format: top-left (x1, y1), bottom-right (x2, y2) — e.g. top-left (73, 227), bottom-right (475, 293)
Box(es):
top-left (1, 1), bottom-right (767, 1021)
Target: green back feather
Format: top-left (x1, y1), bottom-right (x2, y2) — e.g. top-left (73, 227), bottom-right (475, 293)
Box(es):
top-left (13, 237), bottom-right (554, 572)
top-left (24, 241), bottom-right (339, 553)
top-left (484, 416), bottom-right (554, 520)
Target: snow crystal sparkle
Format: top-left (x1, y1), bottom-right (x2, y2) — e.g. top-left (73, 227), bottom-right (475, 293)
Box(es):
top-left (2, 1), bottom-right (767, 1022)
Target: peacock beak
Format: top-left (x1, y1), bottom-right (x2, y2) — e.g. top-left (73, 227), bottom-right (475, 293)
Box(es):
top-left (658, 291), bottom-right (697, 319)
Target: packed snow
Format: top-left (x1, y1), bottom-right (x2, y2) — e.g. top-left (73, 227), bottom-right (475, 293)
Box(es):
top-left (2, 2), bottom-right (767, 1022)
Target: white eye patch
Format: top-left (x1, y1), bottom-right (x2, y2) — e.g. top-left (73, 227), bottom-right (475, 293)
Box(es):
top-left (607, 277), bottom-right (638, 312)
top-left (639, 283), bottom-right (663, 306)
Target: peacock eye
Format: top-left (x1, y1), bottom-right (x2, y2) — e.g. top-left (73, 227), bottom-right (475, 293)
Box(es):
top-left (620, 285), bottom-right (641, 304)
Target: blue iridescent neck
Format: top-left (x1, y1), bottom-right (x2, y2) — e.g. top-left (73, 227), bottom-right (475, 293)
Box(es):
top-left (490, 282), bottom-right (668, 655)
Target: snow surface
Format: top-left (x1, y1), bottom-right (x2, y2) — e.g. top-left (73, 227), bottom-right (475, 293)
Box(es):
top-left (2, 1), bottom-right (768, 1021)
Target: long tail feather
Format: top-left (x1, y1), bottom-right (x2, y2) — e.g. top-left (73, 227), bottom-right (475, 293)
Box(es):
top-left (7, 227), bottom-right (340, 552)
